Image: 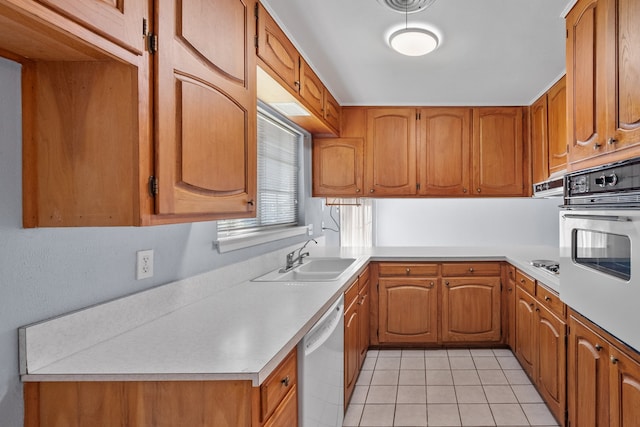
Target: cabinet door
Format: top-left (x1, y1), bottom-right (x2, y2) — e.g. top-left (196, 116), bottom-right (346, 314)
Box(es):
top-left (344, 299), bottom-right (359, 407)
top-left (506, 266), bottom-right (517, 349)
top-left (530, 95), bottom-right (549, 184)
top-left (299, 58), bottom-right (324, 118)
top-left (609, 347), bottom-right (640, 427)
top-left (358, 279), bottom-right (370, 369)
top-left (366, 108), bottom-right (417, 196)
top-left (535, 304), bottom-right (566, 425)
top-left (312, 138), bottom-right (363, 196)
top-left (256, 3), bottom-right (300, 93)
top-left (378, 278), bottom-right (438, 343)
top-left (155, 0), bottom-right (257, 218)
top-left (567, 315), bottom-right (610, 427)
top-left (472, 107), bottom-right (524, 196)
top-left (262, 386), bottom-right (297, 427)
top-left (34, 0), bottom-right (146, 54)
top-left (514, 287), bottom-right (536, 377)
top-left (547, 76), bottom-right (568, 174)
top-left (566, 0), bottom-right (607, 162)
top-left (419, 108), bottom-right (471, 196)
top-left (323, 88), bottom-right (341, 132)
top-left (441, 277), bottom-right (501, 342)
top-left (609, 0), bottom-right (640, 151)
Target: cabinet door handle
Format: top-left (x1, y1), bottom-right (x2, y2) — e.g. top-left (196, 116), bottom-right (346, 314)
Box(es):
top-left (611, 356), bottom-right (619, 365)
top-left (356, 188), bottom-right (361, 193)
top-left (281, 376), bottom-right (290, 387)
top-left (463, 188), bottom-right (468, 193)
top-left (535, 307), bottom-right (540, 312)
top-left (406, 268), bottom-right (411, 275)
top-left (520, 278), bottom-right (525, 283)
top-left (529, 303), bottom-right (535, 308)
top-left (477, 188), bottom-right (481, 193)
top-left (370, 189), bottom-right (375, 193)
top-left (428, 281), bottom-right (435, 288)
top-left (469, 267), bottom-right (474, 273)
top-left (247, 199), bottom-right (254, 206)
top-left (608, 137), bottom-right (617, 145)
top-left (445, 281), bottom-right (450, 287)
top-left (544, 296), bottom-right (551, 302)
top-left (594, 142), bottom-right (602, 150)
top-left (508, 288), bottom-right (513, 293)
top-left (595, 344), bottom-right (603, 351)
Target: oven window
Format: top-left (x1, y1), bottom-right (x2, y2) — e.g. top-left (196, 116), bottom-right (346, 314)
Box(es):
top-left (573, 229), bottom-right (631, 281)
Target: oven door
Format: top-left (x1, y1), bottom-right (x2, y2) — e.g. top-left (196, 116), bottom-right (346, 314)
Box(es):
top-left (560, 209), bottom-right (640, 351)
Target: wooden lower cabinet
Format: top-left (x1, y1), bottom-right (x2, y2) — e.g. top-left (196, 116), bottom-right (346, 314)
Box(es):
top-left (24, 350), bottom-right (297, 427)
top-left (358, 269), bottom-right (371, 368)
top-left (568, 315), bottom-right (610, 427)
top-left (535, 304), bottom-right (566, 424)
top-left (610, 348), bottom-right (640, 427)
top-left (514, 286), bottom-right (536, 377)
top-left (505, 265), bottom-right (517, 349)
top-left (441, 276), bottom-right (501, 342)
top-left (344, 279), bottom-right (359, 407)
top-left (378, 278), bottom-right (439, 343)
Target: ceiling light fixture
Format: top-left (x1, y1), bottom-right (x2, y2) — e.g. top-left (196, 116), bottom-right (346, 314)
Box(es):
top-left (387, 0), bottom-right (439, 56)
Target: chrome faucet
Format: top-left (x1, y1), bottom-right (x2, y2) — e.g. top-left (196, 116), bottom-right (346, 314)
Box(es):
top-left (281, 239), bottom-right (318, 272)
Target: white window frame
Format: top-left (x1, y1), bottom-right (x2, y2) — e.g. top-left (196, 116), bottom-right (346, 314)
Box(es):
top-left (216, 105), bottom-right (308, 253)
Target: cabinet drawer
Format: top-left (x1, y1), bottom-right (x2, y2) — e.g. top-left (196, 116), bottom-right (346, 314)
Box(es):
top-left (441, 262), bottom-right (501, 277)
top-left (378, 263), bottom-right (438, 277)
top-left (263, 384), bottom-right (298, 427)
top-left (358, 266), bottom-right (370, 292)
top-left (261, 349), bottom-right (297, 422)
top-left (345, 279), bottom-right (359, 308)
top-left (515, 270), bottom-right (535, 295)
top-left (536, 285), bottom-right (565, 318)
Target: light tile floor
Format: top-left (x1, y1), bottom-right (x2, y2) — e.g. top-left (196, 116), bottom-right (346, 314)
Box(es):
top-left (343, 348), bottom-right (560, 427)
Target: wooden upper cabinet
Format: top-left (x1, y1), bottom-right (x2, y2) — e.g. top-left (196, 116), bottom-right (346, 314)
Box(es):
top-left (366, 108), bottom-right (417, 195)
top-left (567, 0), bottom-right (640, 167)
top-left (419, 108), bottom-right (471, 196)
top-left (609, 0), bottom-right (640, 151)
top-left (155, 0), bottom-right (256, 218)
top-left (441, 277), bottom-right (501, 342)
top-left (256, 2), bottom-right (299, 93)
top-left (33, 0), bottom-right (146, 54)
top-left (313, 138), bottom-right (363, 196)
top-left (299, 57), bottom-right (324, 118)
top-left (566, 0), bottom-right (606, 162)
top-left (323, 88), bottom-right (341, 132)
top-left (547, 76), bottom-right (568, 174)
top-left (531, 94), bottom-right (549, 184)
top-left (472, 107), bottom-right (524, 196)
top-left (378, 278), bottom-right (439, 343)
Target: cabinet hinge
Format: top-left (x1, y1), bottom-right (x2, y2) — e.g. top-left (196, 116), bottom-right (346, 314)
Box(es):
top-left (254, 2), bottom-right (259, 18)
top-left (147, 33), bottom-right (158, 54)
top-left (376, 329), bottom-right (379, 338)
top-left (416, 112), bottom-right (421, 120)
top-left (254, 35), bottom-right (259, 49)
top-left (148, 176), bottom-right (158, 197)
top-left (377, 282), bottom-right (379, 291)
top-left (416, 183), bottom-right (421, 191)
top-left (142, 18), bottom-right (147, 36)
top-left (566, 29), bottom-right (569, 39)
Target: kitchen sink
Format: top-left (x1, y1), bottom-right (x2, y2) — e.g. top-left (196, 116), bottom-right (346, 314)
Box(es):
top-left (252, 257), bottom-right (357, 282)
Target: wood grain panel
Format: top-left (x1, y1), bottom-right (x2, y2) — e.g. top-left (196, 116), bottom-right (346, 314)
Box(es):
top-left (515, 286), bottom-right (536, 377)
top-left (312, 138), bottom-right (363, 196)
top-left (609, 348), bottom-right (640, 427)
top-left (260, 349), bottom-right (297, 422)
top-left (344, 294), bottom-right (359, 407)
top-left (530, 94), bottom-right (549, 183)
top-left (536, 305), bottom-right (566, 424)
top-left (547, 76), bottom-right (568, 174)
top-left (299, 57), bottom-right (323, 117)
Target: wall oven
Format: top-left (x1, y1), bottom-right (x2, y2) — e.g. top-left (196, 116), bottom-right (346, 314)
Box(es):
top-left (560, 158), bottom-right (640, 351)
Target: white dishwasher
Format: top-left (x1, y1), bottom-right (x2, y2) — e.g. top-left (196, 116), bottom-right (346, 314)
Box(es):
top-left (298, 294), bottom-right (344, 427)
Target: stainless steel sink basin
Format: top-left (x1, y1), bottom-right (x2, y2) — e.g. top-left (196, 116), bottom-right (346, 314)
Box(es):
top-left (252, 257), bottom-right (357, 282)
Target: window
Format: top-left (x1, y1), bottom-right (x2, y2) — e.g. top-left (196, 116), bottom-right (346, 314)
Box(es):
top-left (217, 108), bottom-right (302, 238)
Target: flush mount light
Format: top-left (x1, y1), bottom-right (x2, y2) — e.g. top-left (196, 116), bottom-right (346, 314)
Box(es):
top-left (389, 28), bottom-right (438, 56)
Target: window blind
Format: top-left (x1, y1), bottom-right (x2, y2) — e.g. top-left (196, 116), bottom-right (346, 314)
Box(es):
top-left (218, 111), bottom-right (300, 234)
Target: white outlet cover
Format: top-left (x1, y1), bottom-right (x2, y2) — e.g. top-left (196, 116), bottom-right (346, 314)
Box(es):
top-left (136, 249), bottom-right (154, 280)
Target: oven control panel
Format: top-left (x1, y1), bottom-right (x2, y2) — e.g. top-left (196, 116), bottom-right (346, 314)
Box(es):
top-left (565, 157), bottom-right (640, 207)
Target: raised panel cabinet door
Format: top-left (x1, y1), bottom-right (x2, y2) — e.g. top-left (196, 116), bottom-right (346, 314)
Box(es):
top-left (441, 277), bottom-right (501, 342)
top-left (312, 138), bottom-right (363, 196)
top-left (155, 0), bottom-right (257, 218)
top-left (535, 304), bottom-right (566, 425)
top-left (256, 3), bottom-right (299, 93)
top-left (547, 76), bottom-right (568, 174)
top-left (358, 279), bottom-right (370, 369)
top-left (472, 107), bottom-right (524, 196)
top-left (378, 278), bottom-right (438, 343)
top-left (609, 347), bottom-right (640, 427)
top-left (344, 300), bottom-right (359, 407)
top-left (567, 315), bottom-right (610, 427)
top-left (323, 87), bottom-right (341, 132)
top-left (366, 108), bottom-right (417, 196)
top-left (33, 0), bottom-right (146, 54)
top-left (419, 108), bottom-right (471, 196)
top-left (506, 266), bottom-right (517, 349)
top-left (514, 287), bottom-right (536, 378)
top-left (566, 0), bottom-right (608, 163)
top-left (610, 0), bottom-right (640, 151)
top-left (299, 58), bottom-right (324, 118)
top-left (530, 95), bottom-right (549, 184)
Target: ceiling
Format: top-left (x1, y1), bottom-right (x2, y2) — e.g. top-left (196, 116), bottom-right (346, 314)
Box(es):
top-left (260, 0), bottom-right (575, 106)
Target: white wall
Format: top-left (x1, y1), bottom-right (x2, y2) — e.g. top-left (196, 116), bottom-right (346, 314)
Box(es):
top-left (374, 198), bottom-right (561, 247)
top-left (0, 58), bottom-right (327, 427)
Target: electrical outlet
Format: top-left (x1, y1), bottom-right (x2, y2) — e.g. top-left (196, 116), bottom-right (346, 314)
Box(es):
top-left (136, 249), bottom-right (154, 280)
top-left (307, 224), bottom-right (313, 236)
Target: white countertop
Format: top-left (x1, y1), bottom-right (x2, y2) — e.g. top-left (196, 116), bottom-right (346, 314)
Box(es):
top-left (21, 246), bottom-right (559, 385)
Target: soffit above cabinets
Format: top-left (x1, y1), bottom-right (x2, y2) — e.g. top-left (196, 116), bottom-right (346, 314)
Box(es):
top-left (260, 0), bottom-right (575, 106)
